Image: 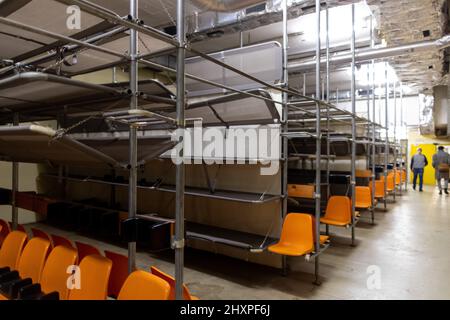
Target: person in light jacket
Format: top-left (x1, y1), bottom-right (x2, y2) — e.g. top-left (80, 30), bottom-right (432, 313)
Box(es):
top-left (410, 148), bottom-right (428, 192)
top-left (432, 146), bottom-right (450, 195)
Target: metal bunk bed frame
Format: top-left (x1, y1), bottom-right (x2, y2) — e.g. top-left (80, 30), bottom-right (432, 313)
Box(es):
top-left (0, 0), bottom-right (406, 298)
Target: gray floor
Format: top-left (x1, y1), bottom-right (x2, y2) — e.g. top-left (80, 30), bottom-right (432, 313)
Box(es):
top-left (28, 185), bottom-right (450, 300)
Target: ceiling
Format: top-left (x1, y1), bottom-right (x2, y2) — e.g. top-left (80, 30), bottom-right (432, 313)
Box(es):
top-left (367, 0), bottom-right (448, 94)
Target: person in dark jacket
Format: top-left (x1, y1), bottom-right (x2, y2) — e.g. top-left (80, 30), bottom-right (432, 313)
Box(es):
top-left (432, 146), bottom-right (450, 195)
top-left (410, 148), bottom-right (428, 192)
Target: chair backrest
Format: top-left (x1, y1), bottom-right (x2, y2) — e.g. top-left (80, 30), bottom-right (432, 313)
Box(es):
top-left (324, 196), bottom-right (352, 223)
top-left (356, 170), bottom-right (372, 178)
top-left (51, 234), bottom-right (73, 249)
top-left (31, 228), bottom-right (52, 243)
top-left (118, 270), bottom-right (170, 300)
top-left (8, 222), bottom-right (27, 233)
top-left (387, 173), bottom-right (395, 189)
top-left (288, 184), bottom-right (314, 199)
top-left (68, 255), bottom-right (112, 300)
top-left (0, 219), bottom-right (10, 248)
top-left (0, 231), bottom-right (28, 270)
top-left (355, 186), bottom-right (372, 204)
top-left (17, 237), bottom-right (51, 283)
top-left (150, 266), bottom-right (197, 300)
top-left (394, 171), bottom-right (401, 184)
top-left (104, 250), bottom-right (128, 298)
top-left (279, 213), bottom-right (314, 250)
top-left (40, 246), bottom-right (78, 300)
top-left (372, 180), bottom-right (386, 197)
top-left (75, 241), bottom-right (101, 263)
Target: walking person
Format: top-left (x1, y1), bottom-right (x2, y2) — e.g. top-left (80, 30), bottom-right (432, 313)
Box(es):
top-left (410, 148), bottom-right (428, 192)
top-left (432, 146), bottom-right (450, 195)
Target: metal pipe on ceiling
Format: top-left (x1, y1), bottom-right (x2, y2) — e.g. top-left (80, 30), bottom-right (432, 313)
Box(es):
top-left (190, 0), bottom-right (265, 12)
top-left (289, 35), bottom-right (450, 72)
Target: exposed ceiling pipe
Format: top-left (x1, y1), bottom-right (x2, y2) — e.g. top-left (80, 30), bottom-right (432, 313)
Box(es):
top-left (289, 35), bottom-right (450, 72)
top-left (190, 0), bottom-right (266, 12)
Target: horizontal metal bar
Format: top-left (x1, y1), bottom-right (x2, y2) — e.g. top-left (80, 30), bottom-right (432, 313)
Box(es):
top-left (0, 17), bottom-right (126, 59)
top-left (54, 0), bottom-right (178, 46)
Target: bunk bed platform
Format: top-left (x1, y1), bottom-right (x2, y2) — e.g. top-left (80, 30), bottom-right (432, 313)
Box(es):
top-left (186, 222), bottom-right (277, 252)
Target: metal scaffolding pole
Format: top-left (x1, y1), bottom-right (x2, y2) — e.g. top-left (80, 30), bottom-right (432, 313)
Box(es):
top-left (127, 0), bottom-right (138, 274)
top-left (11, 113), bottom-right (19, 230)
top-left (401, 83), bottom-right (408, 189)
top-left (394, 80), bottom-right (399, 196)
top-left (350, 2), bottom-right (357, 246)
top-left (314, 0), bottom-right (322, 285)
top-left (175, 0), bottom-right (186, 301)
top-left (281, 0), bottom-right (289, 276)
top-left (384, 62), bottom-right (389, 210)
top-left (370, 15), bottom-right (376, 225)
top-left (325, 1), bottom-right (331, 200)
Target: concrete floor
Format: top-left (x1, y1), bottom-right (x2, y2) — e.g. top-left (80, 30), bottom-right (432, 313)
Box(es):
top-left (28, 185), bottom-right (450, 300)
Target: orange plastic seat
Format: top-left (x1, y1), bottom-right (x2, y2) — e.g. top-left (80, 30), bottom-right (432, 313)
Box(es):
top-left (150, 266), bottom-right (199, 300)
top-left (401, 169), bottom-right (407, 183)
top-left (288, 184), bottom-right (315, 199)
top-left (320, 196), bottom-right (352, 227)
top-left (386, 173), bottom-right (395, 192)
top-left (394, 171), bottom-right (401, 186)
top-left (355, 186), bottom-right (373, 209)
top-left (0, 237), bottom-right (51, 299)
top-left (371, 180), bottom-right (386, 199)
top-left (356, 170), bottom-right (372, 178)
top-left (68, 255), bottom-right (112, 300)
top-left (15, 238), bottom-right (51, 284)
top-left (75, 241), bottom-right (101, 263)
top-left (268, 213), bottom-right (315, 256)
top-left (51, 234), bottom-right (73, 249)
top-left (0, 220), bottom-right (10, 248)
top-left (31, 228), bottom-right (52, 243)
top-left (31, 246), bottom-right (78, 300)
top-left (0, 231), bottom-right (28, 271)
top-left (104, 250), bottom-right (129, 298)
top-left (118, 270), bottom-right (171, 300)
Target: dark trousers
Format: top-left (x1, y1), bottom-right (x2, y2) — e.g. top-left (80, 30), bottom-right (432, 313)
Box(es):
top-left (413, 168), bottom-right (424, 190)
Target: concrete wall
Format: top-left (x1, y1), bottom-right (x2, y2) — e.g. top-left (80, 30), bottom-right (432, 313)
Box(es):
top-left (0, 162), bottom-right (44, 224)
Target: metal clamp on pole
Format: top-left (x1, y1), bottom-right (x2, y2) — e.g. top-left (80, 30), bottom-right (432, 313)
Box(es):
top-left (171, 238), bottom-right (185, 250)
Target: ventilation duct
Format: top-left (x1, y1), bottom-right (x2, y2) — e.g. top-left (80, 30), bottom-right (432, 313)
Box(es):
top-left (289, 35), bottom-right (450, 72)
top-left (190, 0), bottom-right (266, 12)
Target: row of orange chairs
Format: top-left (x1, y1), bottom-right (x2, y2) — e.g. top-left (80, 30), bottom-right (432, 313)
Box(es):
top-left (0, 223), bottom-right (198, 300)
top-left (0, 231), bottom-right (170, 300)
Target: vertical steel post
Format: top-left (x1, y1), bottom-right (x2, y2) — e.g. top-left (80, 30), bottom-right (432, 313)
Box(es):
top-left (394, 80), bottom-right (398, 197)
top-left (384, 62), bottom-right (389, 210)
top-left (350, 2), bottom-right (356, 246)
top-left (325, 1), bottom-right (331, 200)
top-left (401, 83), bottom-right (407, 189)
top-left (281, 0), bottom-right (289, 276)
top-left (127, 0), bottom-right (138, 274)
top-left (175, 0), bottom-right (186, 300)
top-left (370, 15), bottom-right (376, 225)
top-left (314, 0), bottom-right (322, 285)
top-left (11, 113), bottom-right (19, 230)
top-left (303, 74), bottom-right (307, 96)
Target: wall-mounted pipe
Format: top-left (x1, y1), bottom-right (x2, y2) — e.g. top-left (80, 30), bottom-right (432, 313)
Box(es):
top-left (289, 35), bottom-right (450, 72)
top-left (190, 0), bottom-right (265, 12)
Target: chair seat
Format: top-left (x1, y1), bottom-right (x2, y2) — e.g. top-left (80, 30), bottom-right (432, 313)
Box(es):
top-left (355, 202), bottom-right (371, 209)
top-left (320, 235), bottom-right (330, 244)
top-left (320, 217), bottom-right (350, 227)
top-left (268, 242), bottom-right (314, 257)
